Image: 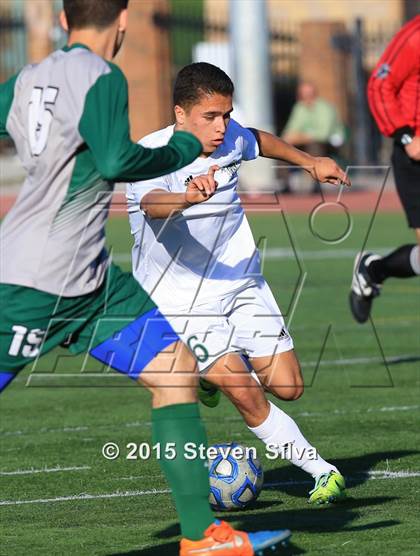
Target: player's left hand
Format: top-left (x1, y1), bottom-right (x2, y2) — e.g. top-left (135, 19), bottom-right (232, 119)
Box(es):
top-left (404, 136), bottom-right (420, 161)
top-left (310, 157), bottom-right (351, 187)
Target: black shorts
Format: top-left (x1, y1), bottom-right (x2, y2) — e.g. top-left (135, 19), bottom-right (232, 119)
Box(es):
top-left (392, 144), bottom-right (420, 228)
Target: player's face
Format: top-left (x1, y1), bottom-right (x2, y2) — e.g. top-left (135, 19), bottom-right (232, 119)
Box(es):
top-left (175, 93), bottom-right (233, 155)
top-left (298, 83), bottom-right (317, 105)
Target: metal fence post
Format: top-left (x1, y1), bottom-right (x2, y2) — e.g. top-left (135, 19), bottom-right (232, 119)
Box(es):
top-left (353, 18), bottom-right (370, 166)
top-left (229, 0), bottom-right (277, 191)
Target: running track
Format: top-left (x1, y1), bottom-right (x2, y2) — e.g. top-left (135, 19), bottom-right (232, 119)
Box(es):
top-left (0, 189), bottom-right (402, 218)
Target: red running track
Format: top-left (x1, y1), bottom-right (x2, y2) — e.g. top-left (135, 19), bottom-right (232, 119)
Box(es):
top-left (0, 189), bottom-right (402, 218)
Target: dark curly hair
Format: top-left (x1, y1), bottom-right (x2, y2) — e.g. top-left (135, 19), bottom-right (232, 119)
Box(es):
top-left (173, 62), bottom-right (234, 110)
top-left (63, 0), bottom-right (129, 31)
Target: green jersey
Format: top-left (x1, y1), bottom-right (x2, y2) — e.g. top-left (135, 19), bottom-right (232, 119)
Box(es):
top-left (0, 43), bottom-right (201, 296)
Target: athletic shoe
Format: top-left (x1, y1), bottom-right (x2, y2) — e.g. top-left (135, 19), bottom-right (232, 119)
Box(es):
top-left (180, 520), bottom-right (291, 556)
top-left (198, 378), bottom-right (221, 408)
top-left (349, 252), bottom-right (382, 323)
top-left (308, 471), bottom-right (346, 505)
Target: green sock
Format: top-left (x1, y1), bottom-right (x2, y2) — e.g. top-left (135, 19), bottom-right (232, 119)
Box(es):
top-left (152, 402), bottom-right (214, 541)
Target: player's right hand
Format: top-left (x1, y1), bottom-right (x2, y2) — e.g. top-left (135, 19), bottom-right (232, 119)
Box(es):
top-left (311, 157), bottom-right (351, 187)
top-left (185, 165), bottom-right (219, 205)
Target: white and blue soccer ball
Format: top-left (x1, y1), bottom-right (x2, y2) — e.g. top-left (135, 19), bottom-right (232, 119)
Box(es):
top-left (208, 442), bottom-right (264, 511)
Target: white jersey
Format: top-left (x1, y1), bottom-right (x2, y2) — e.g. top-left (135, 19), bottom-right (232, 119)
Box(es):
top-left (127, 119), bottom-right (261, 311)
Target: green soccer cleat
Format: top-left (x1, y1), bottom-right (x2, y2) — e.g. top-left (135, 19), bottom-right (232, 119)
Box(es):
top-left (308, 471), bottom-right (346, 505)
top-left (198, 378), bottom-right (221, 408)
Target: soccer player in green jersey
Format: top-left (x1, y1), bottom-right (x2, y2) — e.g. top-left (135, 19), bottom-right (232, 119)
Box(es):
top-left (0, 1), bottom-right (292, 554)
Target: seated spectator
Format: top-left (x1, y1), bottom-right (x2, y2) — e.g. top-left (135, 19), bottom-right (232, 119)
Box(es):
top-left (281, 82), bottom-right (345, 193)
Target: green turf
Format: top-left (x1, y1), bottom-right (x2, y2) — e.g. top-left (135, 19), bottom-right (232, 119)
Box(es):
top-left (1, 212), bottom-right (419, 555)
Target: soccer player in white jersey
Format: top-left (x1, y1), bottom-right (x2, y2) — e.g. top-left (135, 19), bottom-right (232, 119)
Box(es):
top-left (127, 63), bottom-right (349, 505)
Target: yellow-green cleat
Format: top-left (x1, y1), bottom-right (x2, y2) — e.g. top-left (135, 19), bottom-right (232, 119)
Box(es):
top-left (308, 471), bottom-right (346, 505)
top-left (198, 378), bottom-right (221, 408)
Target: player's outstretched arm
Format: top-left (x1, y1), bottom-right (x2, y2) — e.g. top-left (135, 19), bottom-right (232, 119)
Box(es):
top-left (251, 128), bottom-right (351, 187)
top-left (78, 63), bottom-right (202, 182)
top-left (141, 165), bottom-right (219, 219)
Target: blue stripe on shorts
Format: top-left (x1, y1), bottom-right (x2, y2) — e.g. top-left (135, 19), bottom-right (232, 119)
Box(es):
top-left (89, 308), bottom-right (179, 379)
top-left (0, 371), bottom-right (16, 393)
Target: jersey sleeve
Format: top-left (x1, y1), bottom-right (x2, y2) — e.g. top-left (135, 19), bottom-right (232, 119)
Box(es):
top-left (0, 73), bottom-right (18, 138)
top-left (229, 119), bottom-right (259, 161)
top-left (78, 63), bottom-right (202, 181)
top-left (127, 177), bottom-right (170, 212)
top-left (243, 128), bottom-right (259, 160)
top-left (127, 174), bottom-right (170, 210)
top-left (367, 20), bottom-right (420, 137)
top-left (126, 135), bottom-right (172, 210)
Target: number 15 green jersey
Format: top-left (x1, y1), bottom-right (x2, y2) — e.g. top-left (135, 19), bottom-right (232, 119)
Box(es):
top-left (0, 43), bottom-right (201, 296)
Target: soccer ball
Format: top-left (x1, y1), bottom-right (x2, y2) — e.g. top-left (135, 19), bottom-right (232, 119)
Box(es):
top-left (208, 442), bottom-right (264, 511)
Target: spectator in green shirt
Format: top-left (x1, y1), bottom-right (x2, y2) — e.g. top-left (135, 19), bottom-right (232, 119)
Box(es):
top-left (282, 82), bottom-right (345, 193)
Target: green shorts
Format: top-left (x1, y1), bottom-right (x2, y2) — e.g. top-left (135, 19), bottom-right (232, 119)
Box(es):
top-left (0, 263), bottom-right (160, 373)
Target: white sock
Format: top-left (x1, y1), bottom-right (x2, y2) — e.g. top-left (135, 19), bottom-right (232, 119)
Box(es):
top-left (409, 245), bottom-right (420, 275)
top-left (248, 401), bottom-right (339, 478)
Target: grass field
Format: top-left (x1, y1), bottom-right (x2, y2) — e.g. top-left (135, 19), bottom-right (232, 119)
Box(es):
top-left (1, 211), bottom-right (419, 555)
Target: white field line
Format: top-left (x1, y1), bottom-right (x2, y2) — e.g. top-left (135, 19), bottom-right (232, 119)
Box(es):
top-left (222, 404), bottom-right (420, 421)
top-left (2, 404), bottom-right (419, 438)
top-left (303, 353), bottom-right (420, 367)
top-left (0, 465), bottom-right (91, 476)
top-left (0, 470), bottom-right (419, 507)
top-left (1, 425), bottom-right (90, 436)
top-left (295, 404), bottom-right (420, 418)
top-left (112, 247), bottom-right (392, 264)
top-left (264, 470), bottom-right (420, 489)
top-left (0, 488), bottom-right (171, 506)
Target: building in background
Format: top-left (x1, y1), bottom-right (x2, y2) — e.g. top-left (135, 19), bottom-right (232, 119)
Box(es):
top-left (0, 0), bottom-right (414, 169)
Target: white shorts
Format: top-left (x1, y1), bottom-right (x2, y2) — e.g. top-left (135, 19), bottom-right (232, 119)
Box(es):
top-left (164, 281), bottom-right (294, 373)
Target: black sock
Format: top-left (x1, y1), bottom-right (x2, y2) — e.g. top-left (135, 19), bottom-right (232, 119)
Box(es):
top-left (367, 244), bottom-right (418, 284)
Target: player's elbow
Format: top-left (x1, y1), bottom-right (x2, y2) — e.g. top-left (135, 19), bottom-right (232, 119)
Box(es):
top-left (140, 197), bottom-right (161, 219)
top-left (141, 204), bottom-right (158, 219)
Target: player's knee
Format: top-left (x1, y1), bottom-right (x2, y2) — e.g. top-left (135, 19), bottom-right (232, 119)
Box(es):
top-left (143, 372), bottom-right (199, 407)
top-left (139, 368), bottom-right (199, 391)
top-left (292, 383), bottom-right (304, 400)
top-left (271, 382), bottom-right (304, 401)
top-left (151, 384), bottom-right (198, 407)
